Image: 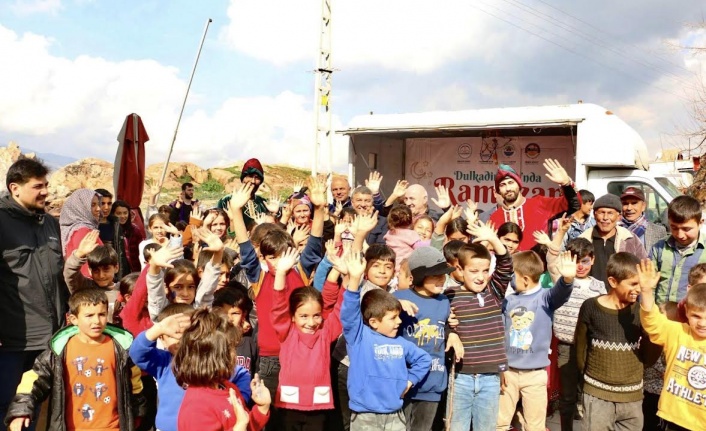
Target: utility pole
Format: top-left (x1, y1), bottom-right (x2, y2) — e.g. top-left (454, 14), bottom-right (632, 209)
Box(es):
top-left (312, 0), bottom-right (333, 176)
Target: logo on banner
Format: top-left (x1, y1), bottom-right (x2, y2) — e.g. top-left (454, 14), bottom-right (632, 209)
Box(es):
top-left (503, 143), bottom-right (516, 157)
top-left (457, 144), bottom-right (472, 159)
top-left (525, 143), bottom-right (540, 159)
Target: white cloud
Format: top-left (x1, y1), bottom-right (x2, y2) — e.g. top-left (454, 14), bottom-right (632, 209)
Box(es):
top-left (220, 0), bottom-right (503, 73)
top-left (10, 0), bottom-right (62, 15)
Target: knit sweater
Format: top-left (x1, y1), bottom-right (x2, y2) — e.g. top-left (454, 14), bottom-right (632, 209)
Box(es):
top-left (641, 304), bottom-right (706, 431)
top-left (445, 251), bottom-right (512, 374)
top-left (177, 381), bottom-right (268, 431)
top-left (575, 298), bottom-right (653, 403)
top-left (553, 277), bottom-right (606, 344)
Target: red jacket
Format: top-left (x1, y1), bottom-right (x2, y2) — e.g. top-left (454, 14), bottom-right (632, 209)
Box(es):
top-left (271, 279), bottom-right (342, 411)
top-left (178, 380), bottom-right (268, 431)
top-left (120, 266), bottom-right (153, 338)
top-left (255, 267), bottom-right (309, 357)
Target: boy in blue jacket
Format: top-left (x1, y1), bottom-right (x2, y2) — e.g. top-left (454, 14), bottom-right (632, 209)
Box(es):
top-left (128, 304), bottom-right (253, 431)
top-left (497, 250), bottom-right (576, 431)
top-left (394, 246), bottom-right (464, 430)
top-left (342, 251), bottom-right (432, 431)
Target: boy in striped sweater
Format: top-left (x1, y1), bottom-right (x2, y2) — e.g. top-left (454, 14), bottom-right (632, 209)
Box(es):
top-left (444, 221), bottom-right (513, 431)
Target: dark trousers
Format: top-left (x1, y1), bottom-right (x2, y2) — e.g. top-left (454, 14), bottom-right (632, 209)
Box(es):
top-left (661, 420), bottom-right (691, 431)
top-left (557, 342), bottom-right (581, 429)
top-left (336, 362), bottom-right (352, 431)
top-left (136, 375), bottom-right (158, 431)
top-left (282, 409), bottom-right (326, 431)
top-left (259, 356), bottom-right (283, 431)
top-left (0, 350), bottom-right (42, 431)
top-left (402, 400), bottom-right (439, 431)
top-left (642, 392), bottom-right (661, 431)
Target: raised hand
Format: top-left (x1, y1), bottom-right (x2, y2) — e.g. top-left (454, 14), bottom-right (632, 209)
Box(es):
top-left (333, 201), bottom-right (343, 218)
top-left (155, 313), bottom-right (191, 339)
top-left (275, 247), bottom-right (299, 273)
top-left (292, 181), bottom-right (304, 194)
top-left (328, 253), bottom-right (348, 275)
top-left (250, 373), bottom-right (271, 411)
top-left (149, 245), bottom-right (183, 269)
top-left (558, 213), bottom-right (573, 232)
top-left (354, 210), bottom-right (379, 235)
top-left (463, 200), bottom-right (479, 225)
top-left (193, 227), bottom-right (224, 252)
top-left (324, 239), bottom-right (338, 258)
top-left (265, 194), bottom-right (281, 214)
top-left (391, 179), bottom-right (409, 199)
top-left (191, 205), bottom-right (204, 222)
top-left (253, 212), bottom-right (268, 226)
top-left (399, 299), bottom-right (419, 317)
top-left (556, 251), bottom-right (577, 283)
top-left (9, 417), bottom-right (30, 431)
top-left (365, 171), bottom-right (383, 195)
top-left (469, 220), bottom-right (499, 244)
top-left (544, 158), bottom-right (571, 186)
top-left (164, 223), bottom-right (181, 236)
top-left (230, 183), bottom-right (254, 210)
top-left (202, 210), bottom-right (215, 228)
top-left (345, 251), bottom-right (366, 280)
top-left (431, 184), bottom-right (452, 209)
top-left (334, 219), bottom-right (348, 236)
top-left (307, 176), bottom-right (328, 208)
top-left (292, 224), bottom-right (311, 246)
top-left (532, 231), bottom-right (551, 246)
top-left (637, 259), bottom-right (660, 293)
top-left (76, 230), bottom-right (100, 258)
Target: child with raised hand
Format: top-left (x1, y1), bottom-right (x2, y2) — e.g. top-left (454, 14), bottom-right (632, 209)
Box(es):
top-left (138, 213), bottom-right (183, 269)
top-left (638, 259), bottom-right (706, 431)
top-left (384, 205), bottom-right (423, 271)
top-left (444, 220), bottom-right (513, 431)
top-left (575, 252), bottom-right (659, 431)
top-left (341, 251), bottom-right (432, 431)
top-left (271, 247), bottom-right (343, 430)
top-left (497, 250), bottom-right (576, 431)
top-left (431, 205), bottom-right (466, 249)
top-left (175, 309), bottom-right (271, 431)
top-left (146, 226), bottom-right (223, 321)
top-left (129, 305), bottom-right (252, 431)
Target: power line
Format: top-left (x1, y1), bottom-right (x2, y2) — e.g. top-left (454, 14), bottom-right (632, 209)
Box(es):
top-left (469, 1), bottom-right (692, 102)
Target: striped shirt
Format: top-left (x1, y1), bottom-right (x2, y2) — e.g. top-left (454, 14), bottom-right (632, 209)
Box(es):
top-left (445, 251), bottom-right (513, 374)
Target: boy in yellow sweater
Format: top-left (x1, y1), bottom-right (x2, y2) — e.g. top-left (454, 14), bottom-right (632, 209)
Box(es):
top-left (638, 259), bottom-right (706, 431)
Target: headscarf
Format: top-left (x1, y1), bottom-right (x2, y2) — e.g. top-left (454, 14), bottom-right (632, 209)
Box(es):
top-left (60, 188), bottom-right (100, 255)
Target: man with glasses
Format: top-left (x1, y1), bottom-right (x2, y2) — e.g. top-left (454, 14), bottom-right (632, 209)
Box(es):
top-left (579, 194), bottom-right (647, 286)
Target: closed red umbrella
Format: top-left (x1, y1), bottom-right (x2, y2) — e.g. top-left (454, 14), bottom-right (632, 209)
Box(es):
top-left (114, 113), bottom-right (149, 232)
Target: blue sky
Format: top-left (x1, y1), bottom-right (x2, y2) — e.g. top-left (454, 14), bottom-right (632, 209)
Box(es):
top-left (0, 0), bottom-right (704, 172)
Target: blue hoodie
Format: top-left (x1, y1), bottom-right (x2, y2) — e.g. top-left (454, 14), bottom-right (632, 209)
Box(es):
top-left (342, 289), bottom-right (431, 414)
top-left (129, 331), bottom-right (252, 431)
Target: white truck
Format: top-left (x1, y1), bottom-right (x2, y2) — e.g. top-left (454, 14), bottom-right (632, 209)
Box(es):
top-left (339, 103), bottom-right (681, 225)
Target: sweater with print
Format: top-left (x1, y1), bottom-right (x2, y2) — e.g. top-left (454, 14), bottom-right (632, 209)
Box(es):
top-left (394, 288), bottom-right (450, 401)
top-left (575, 298), bottom-right (657, 403)
top-left (502, 278), bottom-right (573, 369)
top-left (641, 304), bottom-right (706, 430)
top-left (445, 251), bottom-right (513, 374)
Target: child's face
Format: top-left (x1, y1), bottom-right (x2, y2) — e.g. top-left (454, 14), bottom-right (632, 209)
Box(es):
top-left (341, 214), bottom-right (354, 226)
top-left (608, 274), bottom-right (640, 304)
top-left (416, 274), bottom-right (445, 296)
top-left (217, 264), bottom-right (230, 290)
top-left (292, 299), bottom-right (323, 334)
top-left (580, 200), bottom-right (594, 216)
top-left (366, 259), bottom-right (395, 288)
top-left (576, 255), bottom-right (594, 279)
top-left (169, 273), bottom-right (196, 304)
top-left (513, 271), bottom-right (533, 293)
top-left (114, 206), bottom-right (130, 225)
top-left (90, 265), bottom-right (118, 288)
top-left (69, 303), bottom-right (108, 342)
top-left (149, 219), bottom-right (167, 242)
top-left (686, 306), bottom-right (706, 340)
top-left (370, 310), bottom-right (401, 338)
top-left (223, 304), bottom-right (247, 331)
top-left (448, 258), bottom-right (463, 282)
top-left (210, 215), bottom-right (228, 239)
top-left (447, 231), bottom-right (468, 243)
top-left (397, 268), bottom-right (413, 290)
top-left (460, 257), bottom-right (491, 293)
top-left (413, 219), bottom-right (433, 241)
top-left (499, 233), bottom-right (520, 254)
top-left (669, 219), bottom-right (701, 247)
top-left (160, 333), bottom-right (181, 355)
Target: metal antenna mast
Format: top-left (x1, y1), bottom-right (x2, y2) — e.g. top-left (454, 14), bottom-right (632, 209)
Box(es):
top-left (312, 0), bottom-right (333, 176)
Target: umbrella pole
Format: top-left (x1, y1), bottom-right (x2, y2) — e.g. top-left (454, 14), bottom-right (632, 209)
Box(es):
top-left (156, 18), bottom-right (213, 199)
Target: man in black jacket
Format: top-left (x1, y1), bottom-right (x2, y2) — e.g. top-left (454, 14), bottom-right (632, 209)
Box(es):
top-left (0, 158), bottom-right (70, 426)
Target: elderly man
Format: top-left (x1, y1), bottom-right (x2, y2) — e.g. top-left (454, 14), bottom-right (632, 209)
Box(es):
top-left (619, 186), bottom-right (667, 254)
top-left (404, 184), bottom-right (448, 222)
top-left (489, 160), bottom-right (581, 251)
top-left (351, 185), bottom-right (388, 244)
top-left (0, 159), bottom-right (69, 425)
top-left (329, 173), bottom-right (385, 216)
top-left (579, 194), bottom-right (647, 286)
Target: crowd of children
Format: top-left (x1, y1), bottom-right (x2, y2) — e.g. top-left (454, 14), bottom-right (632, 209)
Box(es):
top-left (3, 159), bottom-right (706, 431)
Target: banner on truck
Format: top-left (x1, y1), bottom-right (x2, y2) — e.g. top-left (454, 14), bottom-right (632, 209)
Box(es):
top-left (405, 136), bottom-right (576, 212)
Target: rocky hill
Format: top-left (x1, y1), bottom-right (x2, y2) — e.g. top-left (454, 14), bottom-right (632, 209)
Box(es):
top-left (0, 143), bottom-right (315, 210)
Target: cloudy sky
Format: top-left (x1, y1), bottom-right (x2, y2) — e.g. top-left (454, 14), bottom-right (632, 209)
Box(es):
top-left (1, 0), bottom-right (704, 172)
